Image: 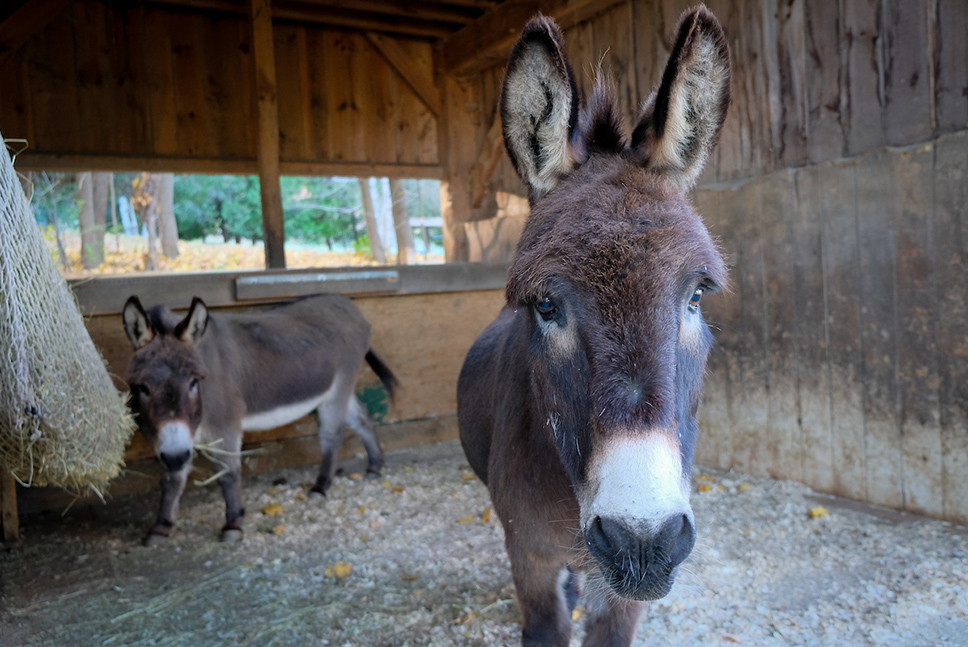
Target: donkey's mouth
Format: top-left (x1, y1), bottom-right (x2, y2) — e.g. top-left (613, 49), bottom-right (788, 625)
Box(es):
top-left (583, 514), bottom-right (695, 600)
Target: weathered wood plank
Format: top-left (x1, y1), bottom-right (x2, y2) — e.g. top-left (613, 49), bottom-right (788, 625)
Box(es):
top-left (934, 0), bottom-right (968, 134)
top-left (855, 148), bottom-right (902, 510)
top-left (761, 169), bottom-right (802, 481)
top-left (804, 0), bottom-right (844, 163)
top-left (934, 131), bottom-right (968, 524)
top-left (364, 31), bottom-right (441, 117)
top-left (24, 14), bottom-right (78, 153)
top-left (0, 0), bottom-right (74, 67)
top-left (112, 4), bottom-right (151, 155)
top-left (792, 164), bottom-right (833, 493)
top-left (892, 143), bottom-right (943, 517)
top-left (73, 1), bottom-right (116, 153)
top-left (774, 0), bottom-right (807, 168)
top-left (842, 0), bottom-right (885, 156)
top-left (205, 15), bottom-right (254, 160)
top-left (303, 26), bottom-right (330, 162)
top-left (882, 0), bottom-right (932, 146)
top-left (142, 8), bottom-right (179, 156)
top-left (819, 159), bottom-right (866, 501)
top-left (273, 24), bottom-right (309, 161)
top-left (250, 0), bottom-right (285, 269)
top-left (169, 11), bottom-right (211, 157)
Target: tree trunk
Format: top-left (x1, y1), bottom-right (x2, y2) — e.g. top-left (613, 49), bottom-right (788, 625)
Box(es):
top-left (76, 172), bottom-right (103, 269)
top-left (133, 173), bottom-right (159, 271)
top-left (91, 172), bottom-right (111, 256)
top-left (389, 178), bottom-right (415, 265)
top-left (155, 173), bottom-right (179, 258)
top-left (358, 177), bottom-right (386, 264)
top-left (416, 180), bottom-right (430, 256)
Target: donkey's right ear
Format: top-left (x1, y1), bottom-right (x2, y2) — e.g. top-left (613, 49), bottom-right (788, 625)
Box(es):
top-left (174, 297), bottom-right (209, 345)
top-left (500, 15), bottom-right (579, 203)
top-left (123, 296), bottom-right (154, 349)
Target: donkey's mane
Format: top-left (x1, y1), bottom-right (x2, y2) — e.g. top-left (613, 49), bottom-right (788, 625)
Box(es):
top-left (576, 76), bottom-right (626, 158)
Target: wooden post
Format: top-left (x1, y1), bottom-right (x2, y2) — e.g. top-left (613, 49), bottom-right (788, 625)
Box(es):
top-left (1, 471), bottom-right (19, 546)
top-left (250, 0), bottom-right (286, 269)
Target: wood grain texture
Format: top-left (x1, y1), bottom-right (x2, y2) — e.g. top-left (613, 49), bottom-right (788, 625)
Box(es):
top-left (882, 0), bottom-right (932, 146)
top-left (933, 131), bottom-right (968, 524)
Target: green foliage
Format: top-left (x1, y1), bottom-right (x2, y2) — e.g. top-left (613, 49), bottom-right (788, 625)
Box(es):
top-left (29, 172), bottom-right (79, 229)
top-left (173, 175), bottom-right (263, 242)
top-left (281, 176), bottom-right (361, 247)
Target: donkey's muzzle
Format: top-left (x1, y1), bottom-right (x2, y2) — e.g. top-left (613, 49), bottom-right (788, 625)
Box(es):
top-left (584, 513), bottom-right (695, 600)
top-left (160, 449), bottom-right (191, 472)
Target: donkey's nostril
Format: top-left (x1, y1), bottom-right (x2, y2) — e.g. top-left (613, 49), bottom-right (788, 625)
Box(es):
top-left (160, 449), bottom-right (191, 472)
top-left (665, 514), bottom-right (696, 568)
top-left (586, 516), bottom-right (635, 564)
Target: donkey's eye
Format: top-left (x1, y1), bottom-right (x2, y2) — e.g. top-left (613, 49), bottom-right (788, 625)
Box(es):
top-left (189, 378), bottom-right (199, 392)
top-left (535, 297), bottom-right (558, 321)
top-left (688, 287), bottom-right (704, 311)
top-left (134, 384), bottom-right (150, 398)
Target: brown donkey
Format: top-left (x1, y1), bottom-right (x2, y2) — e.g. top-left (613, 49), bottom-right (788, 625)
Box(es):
top-left (457, 7), bottom-right (730, 646)
top-left (123, 293), bottom-right (396, 545)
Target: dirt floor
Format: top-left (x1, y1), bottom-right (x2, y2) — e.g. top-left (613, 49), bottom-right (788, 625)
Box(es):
top-left (2, 439), bottom-right (967, 647)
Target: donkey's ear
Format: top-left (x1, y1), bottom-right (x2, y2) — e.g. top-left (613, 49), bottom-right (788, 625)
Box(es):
top-left (122, 296), bottom-right (154, 349)
top-left (500, 15), bottom-right (579, 202)
top-left (173, 297), bottom-right (209, 345)
top-left (631, 6), bottom-right (730, 191)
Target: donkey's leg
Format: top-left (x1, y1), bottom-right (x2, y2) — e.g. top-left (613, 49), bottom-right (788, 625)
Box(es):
top-left (144, 459), bottom-right (192, 546)
top-left (508, 548), bottom-right (573, 647)
top-left (345, 395), bottom-right (384, 477)
top-left (579, 597), bottom-right (644, 647)
top-left (311, 383), bottom-right (351, 497)
top-left (215, 431), bottom-right (246, 542)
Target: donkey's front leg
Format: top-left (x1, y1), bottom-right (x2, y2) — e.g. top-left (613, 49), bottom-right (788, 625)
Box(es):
top-left (145, 460), bottom-right (192, 546)
top-left (507, 541), bottom-right (573, 647)
top-left (215, 431), bottom-right (246, 542)
top-left (580, 597), bottom-right (644, 647)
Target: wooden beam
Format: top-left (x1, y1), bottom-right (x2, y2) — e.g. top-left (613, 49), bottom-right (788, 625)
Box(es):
top-left (250, 0), bottom-right (287, 269)
top-left (1, 471), bottom-right (19, 547)
top-left (13, 153), bottom-right (443, 178)
top-left (0, 0), bottom-right (74, 67)
top-left (364, 31), bottom-right (441, 117)
top-left (469, 109), bottom-right (503, 207)
top-left (300, 0), bottom-right (478, 25)
top-left (441, 0), bottom-right (627, 76)
top-left (143, 0), bottom-right (454, 39)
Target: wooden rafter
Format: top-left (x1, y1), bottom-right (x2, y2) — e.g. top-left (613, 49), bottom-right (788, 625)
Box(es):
top-left (298, 0), bottom-right (479, 25)
top-left (441, 0), bottom-right (626, 76)
top-left (0, 0), bottom-right (75, 66)
top-left (364, 31), bottom-right (441, 117)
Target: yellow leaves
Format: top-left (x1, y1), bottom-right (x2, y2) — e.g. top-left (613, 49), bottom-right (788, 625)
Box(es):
top-left (697, 483), bottom-right (714, 493)
top-left (272, 525), bottom-right (285, 536)
top-left (737, 483), bottom-right (750, 492)
top-left (571, 606), bottom-right (584, 621)
top-left (324, 561), bottom-right (353, 580)
top-left (349, 472), bottom-right (364, 481)
top-left (458, 507), bottom-right (492, 525)
top-left (295, 491), bottom-right (307, 501)
top-left (461, 473), bottom-right (477, 481)
top-left (261, 503), bottom-right (283, 516)
top-left (392, 486), bottom-right (404, 494)
top-left (809, 506), bottom-right (829, 519)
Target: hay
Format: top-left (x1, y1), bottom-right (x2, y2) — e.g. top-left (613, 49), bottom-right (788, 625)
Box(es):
top-left (0, 136), bottom-right (133, 492)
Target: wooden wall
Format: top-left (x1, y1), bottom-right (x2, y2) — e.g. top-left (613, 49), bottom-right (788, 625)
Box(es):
top-left (0, 0), bottom-right (439, 175)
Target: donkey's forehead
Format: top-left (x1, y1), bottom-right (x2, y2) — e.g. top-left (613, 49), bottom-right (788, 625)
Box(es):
top-left (508, 158), bottom-right (725, 301)
top-left (128, 337), bottom-right (205, 383)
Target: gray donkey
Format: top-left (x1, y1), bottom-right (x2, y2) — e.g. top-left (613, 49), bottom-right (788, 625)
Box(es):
top-left (123, 293), bottom-right (396, 544)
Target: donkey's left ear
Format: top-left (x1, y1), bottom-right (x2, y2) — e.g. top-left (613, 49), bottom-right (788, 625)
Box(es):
top-left (631, 6), bottom-right (730, 191)
top-left (174, 297), bottom-right (209, 345)
top-left (500, 15), bottom-right (579, 203)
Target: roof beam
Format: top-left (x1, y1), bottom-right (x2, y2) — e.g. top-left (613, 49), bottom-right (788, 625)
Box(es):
top-left (441, 0), bottom-right (627, 76)
top-left (0, 0), bottom-right (74, 66)
top-left (364, 31), bottom-right (441, 117)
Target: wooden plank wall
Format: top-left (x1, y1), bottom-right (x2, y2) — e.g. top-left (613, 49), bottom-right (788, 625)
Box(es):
top-left (694, 131), bottom-right (968, 524)
top-left (0, 0), bottom-right (438, 172)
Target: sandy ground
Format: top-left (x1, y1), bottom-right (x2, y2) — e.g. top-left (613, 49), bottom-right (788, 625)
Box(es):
top-left (2, 439), bottom-right (967, 647)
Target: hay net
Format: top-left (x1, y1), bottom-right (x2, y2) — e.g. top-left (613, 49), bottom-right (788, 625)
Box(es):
top-left (0, 137), bottom-right (133, 494)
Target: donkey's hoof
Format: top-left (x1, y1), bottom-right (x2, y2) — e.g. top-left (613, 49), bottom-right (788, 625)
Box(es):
top-left (308, 489), bottom-right (326, 501)
top-left (364, 470), bottom-right (381, 480)
top-left (220, 528), bottom-right (244, 543)
top-left (143, 533), bottom-right (169, 547)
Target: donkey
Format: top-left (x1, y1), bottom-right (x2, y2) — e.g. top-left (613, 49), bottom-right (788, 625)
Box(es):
top-left (457, 7), bottom-right (730, 646)
top-left (123, 293), bottom-right (397, 545)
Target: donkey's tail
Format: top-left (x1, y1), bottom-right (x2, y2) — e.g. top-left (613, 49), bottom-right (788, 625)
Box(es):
top-left (365, 349), bottom-right (399, 401)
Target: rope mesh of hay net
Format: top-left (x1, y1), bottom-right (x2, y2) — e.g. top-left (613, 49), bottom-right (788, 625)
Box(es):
top-left (0, 140), bottom-right (133, 494)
